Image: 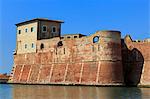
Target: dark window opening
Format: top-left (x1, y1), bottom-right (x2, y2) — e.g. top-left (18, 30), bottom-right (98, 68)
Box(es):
top-left (74, 36), bottom-right (78, 38)
top-left (56, 48), bottom-right (57, 55)
top-left (31, 27), bottom-right (34, 32)
top-left (32, 43), bottom-right (34, 48)
top-left (18, 30), bottom-right (21, 34)
top-left (93, 36), bottom-right (99, 43)
top-left (52, 27), bottom-right (56, 33)
top-left (25, 44), bottom-right (27, 49)
top-left (92, 46), bottom-right (94, 52)
top-left (67, 36), bottom-right (71, 38)
top-left (42, 26), bottom-right (47, 32)
top-left (60, 37), bottom-right (64, 39)
top-left (64, 48), bottom-right (65, 54)
top-left (40, 43), bottom-right (44, 49)
top-left (98, 45), bottom-right (100, 51)
top-left (25, 28), bottom-right (28, 33)
top-left (57, 41), bottom-right (63, 47)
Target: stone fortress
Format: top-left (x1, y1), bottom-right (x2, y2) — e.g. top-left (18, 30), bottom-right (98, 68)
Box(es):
top-left (9, 18), bottom-right (150, 86)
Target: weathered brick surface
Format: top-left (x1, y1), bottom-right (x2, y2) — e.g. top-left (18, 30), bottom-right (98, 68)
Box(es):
top-left (28, 65), bottom-right (40, 83)
top-left (13, 65), bottom-right (23, 82)
top-left (98, 61), bottom-right (123, 84)
top-left (141, 61), bottom-right (150, 84)
top-left (26, 54), bottom-right (35, 64)
top-left (39, 65), bottom-right (51, 83)
top-left (14, 54), bottom-right (25, 65)
top-left (50, 64), bottom-right (66, 83)
top-left (81, 62), bottom-right (98, 83)
top-left (122, 36), bottom-right (150, 85)
top-left (66, 63), bottom-right (82, 83)
top-left (20, 65), bottom-right (31, 82)
top-left (41, 52), bottom-right (52, 64)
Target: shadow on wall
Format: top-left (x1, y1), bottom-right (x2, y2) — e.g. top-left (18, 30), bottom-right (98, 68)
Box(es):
top-left (122, 40), bottom-right (144, 86)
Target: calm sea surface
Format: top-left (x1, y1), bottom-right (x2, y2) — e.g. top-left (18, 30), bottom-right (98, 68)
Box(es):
top-left (0, 84), bottom-right (150, 99)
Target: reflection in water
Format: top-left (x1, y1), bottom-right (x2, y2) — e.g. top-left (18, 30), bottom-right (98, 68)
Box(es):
top-left (0, 84), bottom-right (12, 99)
top-left (0, 84), bottom-right (150, 99)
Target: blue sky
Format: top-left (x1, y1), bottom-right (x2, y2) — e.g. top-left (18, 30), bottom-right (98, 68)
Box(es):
top-left (0, 0), bottom-right (149, 74)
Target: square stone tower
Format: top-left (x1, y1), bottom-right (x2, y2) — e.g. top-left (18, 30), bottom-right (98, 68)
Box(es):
top-left (15, 18), bottom-right (64, 54)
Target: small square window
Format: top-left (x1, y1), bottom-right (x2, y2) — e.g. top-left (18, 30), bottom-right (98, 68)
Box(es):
top-left (18, 30), bottom-right (21, 34)
top-left (31, 27), bottom-right (34, 32)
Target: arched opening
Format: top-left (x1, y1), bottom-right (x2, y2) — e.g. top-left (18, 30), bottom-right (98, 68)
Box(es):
top-left (32, 43), bottom-right (34, 48)
top-left (93, 36), bottom-right (99, 43)
top-left (57, 41), bottom-right (63, 47)
top-left (31, 27), bottom-right (34, 32)
top-left (25, 44), bottom-right (27, 49)
top-left (42, 25), bottom-right (47, 32)
top-left (40, 43), bottom-right (44, 49)
top-left (52, 26), bottom-right (57, 33)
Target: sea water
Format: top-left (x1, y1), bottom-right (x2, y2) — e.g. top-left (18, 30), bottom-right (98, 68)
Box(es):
top-left (0, 84), bottom-right (150, 99)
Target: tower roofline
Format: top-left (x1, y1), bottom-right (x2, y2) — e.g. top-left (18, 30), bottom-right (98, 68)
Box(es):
top-left (15, 18), bottom-right (64, 26)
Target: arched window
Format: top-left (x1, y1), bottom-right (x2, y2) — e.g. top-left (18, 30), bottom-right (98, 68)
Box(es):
top-left (25, 44), bottom-right (27, 49)
top-left (31, 27), bottom-right (34, 32)
top-left (31, 43), bottom-right (34, 48)
top-left (18, 30), bottom-right (21, 34)
top-left (42, 25), bottom-right (47, 32)
top-left (40, 43), bottom-right (44, 49)
top-left (93, 36), bottom-right (99, 43)
top-left (67, 36), bottom-right (71, 38)
top-left (25, 28), bottom-right (28, 33)
top-left (74, 36), bottom-right (78, 38)
top-left (64, 48), bottom-right (65, 54)
top-left (57, 41), bottom-right (63, 47)
top-left (52, 26), bottom-right (57, 33)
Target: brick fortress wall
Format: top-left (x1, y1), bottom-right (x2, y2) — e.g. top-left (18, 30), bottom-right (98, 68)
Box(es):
top-left (122, 36), bottom-right (150, 86)
top-left (10, 31), bottom-right (124, 85)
